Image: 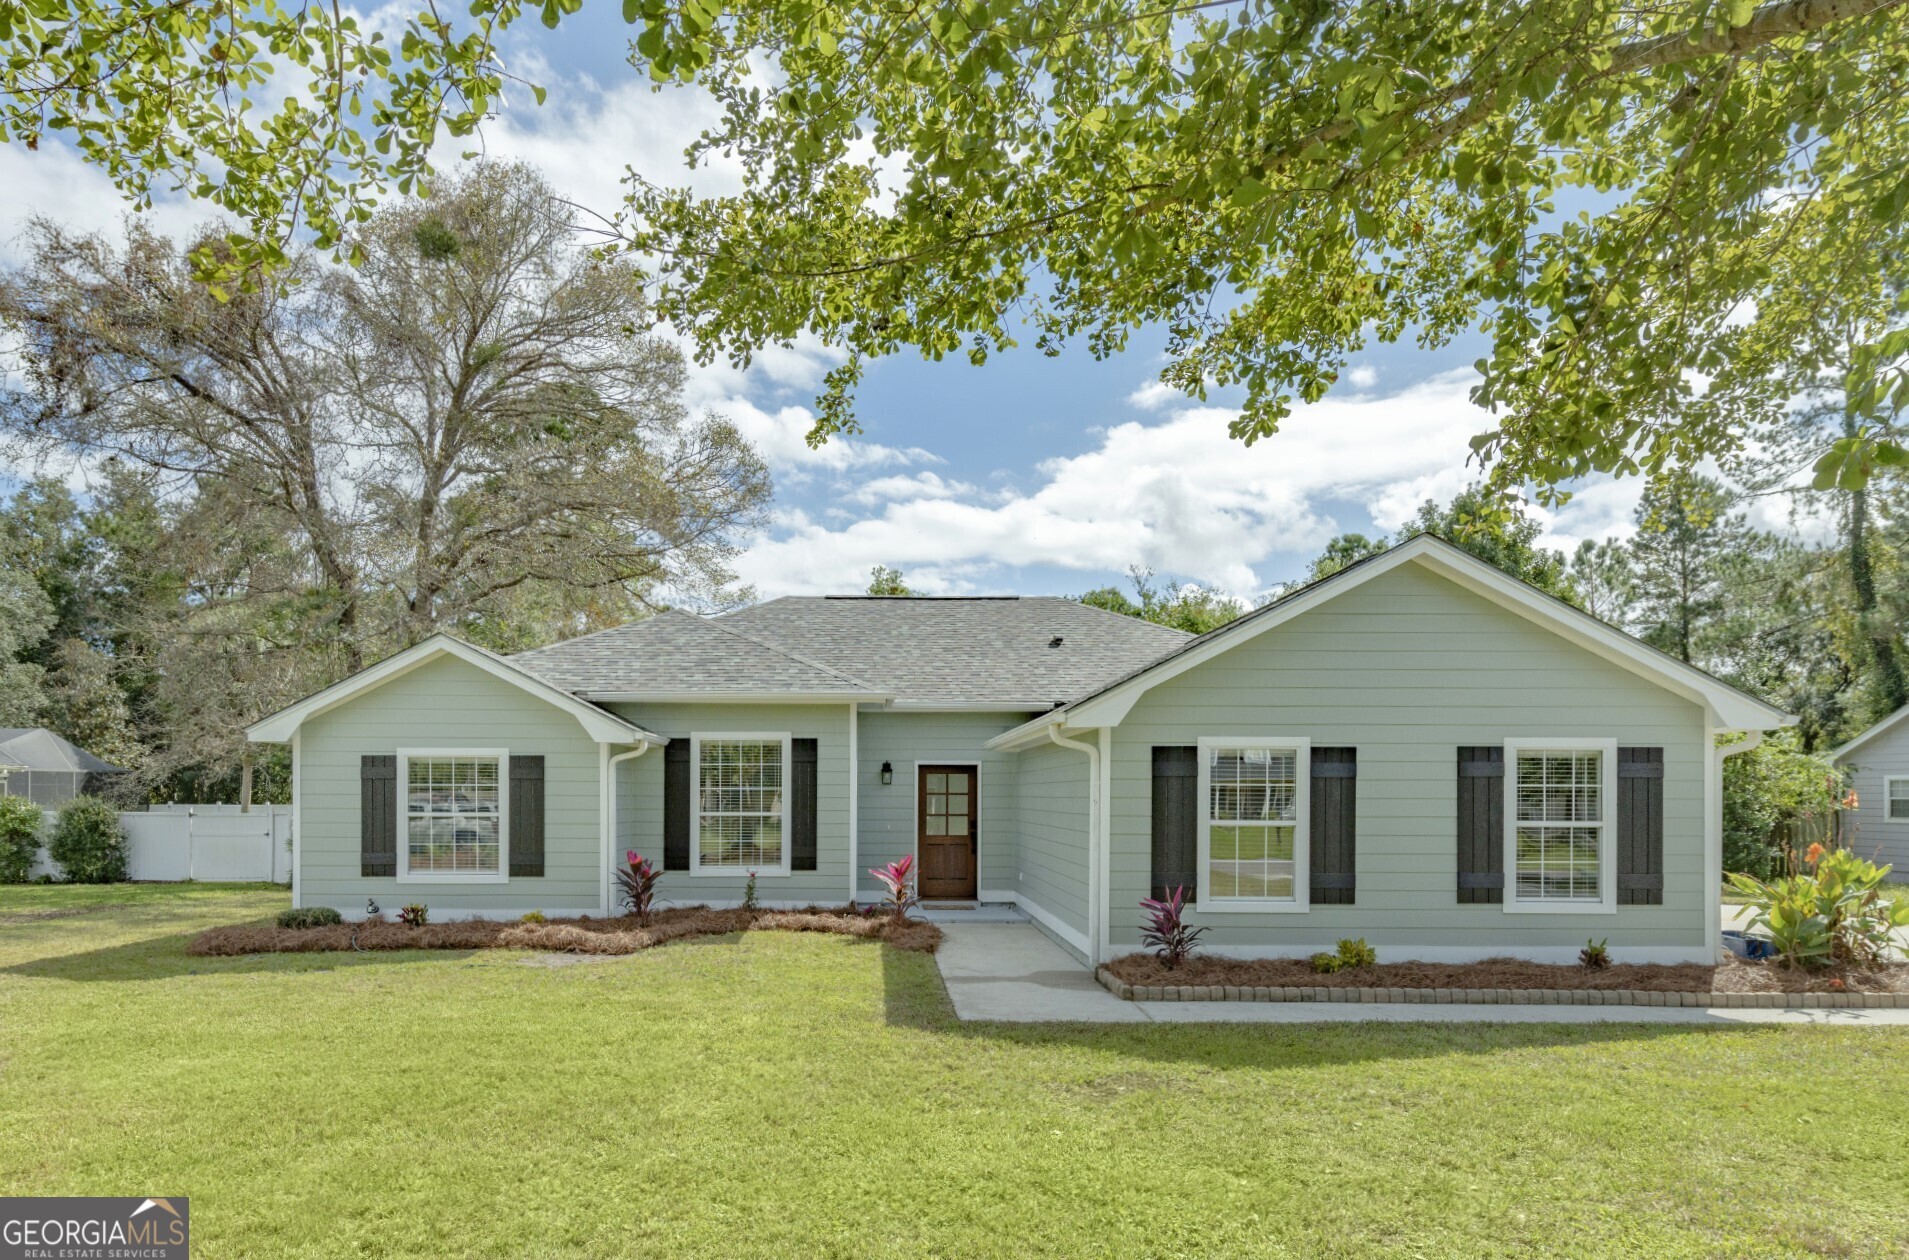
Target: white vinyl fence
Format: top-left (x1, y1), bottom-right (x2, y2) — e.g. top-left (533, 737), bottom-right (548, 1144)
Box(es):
top-left (29, 805), bottom-right (293, 883)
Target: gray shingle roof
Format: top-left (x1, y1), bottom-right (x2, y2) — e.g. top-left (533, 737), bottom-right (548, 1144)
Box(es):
top-left (509, 610), bottom-right (881, 697)
top-left (509, 597), bottom-right (1191, 706)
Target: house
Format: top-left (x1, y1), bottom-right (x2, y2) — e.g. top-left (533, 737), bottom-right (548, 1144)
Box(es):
top-left (0, 727), bottom-right (125, 808)
top-left (246, 534), bottom-right (1792, 965)
top-left (1831, 707), bottom-right (1909, 880)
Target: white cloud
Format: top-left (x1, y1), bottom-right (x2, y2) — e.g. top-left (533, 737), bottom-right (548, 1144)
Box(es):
top-left (1127, 380), bottom-right (1182, 411)
top-left (1345, 364), bottom-right (1378, 390)
top-left (732, 371), bottom-right (1509, 596)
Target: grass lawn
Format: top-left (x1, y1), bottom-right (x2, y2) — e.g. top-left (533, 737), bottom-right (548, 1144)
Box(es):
top-left (3, 887), bottom-right (1908, 1258)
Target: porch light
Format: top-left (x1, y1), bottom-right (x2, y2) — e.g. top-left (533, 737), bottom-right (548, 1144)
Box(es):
top-left (880, 761), bottom-right (893, 785)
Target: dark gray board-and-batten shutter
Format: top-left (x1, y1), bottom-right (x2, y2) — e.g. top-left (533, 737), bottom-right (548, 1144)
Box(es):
top-left (360, 755), bottom-right (397, 877)
top-left (1617, 747), bottom-right (1665, 905)
top-left (1309, 748), bottom-right (1357, 904)
top-left (791, 738), bottom-right (819, 871)
top-left (1151, 746), bottom-right (1358, 903)
top-left (1455, 747), bottom-right (1505, 903)
top-left (508, 755), bottom-right (545, 877)
top-left (664, 740), bottom-right (691, 871)
top-left (1150, 746), bottom-right (1199, 901)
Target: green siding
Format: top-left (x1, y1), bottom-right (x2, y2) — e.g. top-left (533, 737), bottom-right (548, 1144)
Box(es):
top-left (854, 710), bottom-right (1031, 899)
top-left (1106, 563), bottom-right (1711, 955)
top-left (1013, 739), bottom-right (1092, 950)
top-left (610, 702), bottom-right (851, 906)
top-left (298, 654), bottom-right (604, 915)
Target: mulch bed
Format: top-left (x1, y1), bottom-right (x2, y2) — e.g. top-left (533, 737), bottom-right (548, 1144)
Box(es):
top-left (187, 906), bottom-right (942, 958)
top-left (1104, 952), bottom-right (1909, 994)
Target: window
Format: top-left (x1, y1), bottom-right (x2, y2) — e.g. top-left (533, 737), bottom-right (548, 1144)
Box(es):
top-left (400, 751), bottom-right (507, 881)
top-left (1505, 739), bottom-right (1616, 913)
top-left (1196, 737), bottom-right (1310, 911)
top-left (1887, 776), bottom-right (1909, 822)
top-left (693, 735), bottom-right (789, 873)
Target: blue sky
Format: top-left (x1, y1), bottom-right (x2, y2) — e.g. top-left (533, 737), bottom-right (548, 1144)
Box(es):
top-left (0, 13), bottom-right (1705, 602)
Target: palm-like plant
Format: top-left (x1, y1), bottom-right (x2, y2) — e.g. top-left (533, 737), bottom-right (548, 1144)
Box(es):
top-left (1139, 886), bottom-right (1207, 971)
top-left (617, 850), bottom-right (661, 925)
top-left (869, 856), bottom-right (919, 922)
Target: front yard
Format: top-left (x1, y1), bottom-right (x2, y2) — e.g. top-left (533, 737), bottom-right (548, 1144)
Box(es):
top-left (3, 885), bottom-right (1907, 1258)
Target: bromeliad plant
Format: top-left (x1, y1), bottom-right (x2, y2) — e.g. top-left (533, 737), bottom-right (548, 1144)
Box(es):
top-left (397, 903), bottom-right (428, 927)
top-left (1727, 843), bottom-right (1909, 969)
top-left (1139, 886), bottom-right (1208, 971)
top-left (869, 856), bottom-right (919, 922)
top-left (617, 851), bottom-right (661, 925)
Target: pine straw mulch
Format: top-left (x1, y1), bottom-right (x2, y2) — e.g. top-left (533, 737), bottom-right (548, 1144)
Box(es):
top-left (1104, 952), bottom-right (1909, 994)
top-left (186, 906), bottom-right (942, 958)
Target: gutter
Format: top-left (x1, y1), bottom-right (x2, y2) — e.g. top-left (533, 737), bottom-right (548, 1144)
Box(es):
top-left (1707, 729), bottom-right (1765, 963)
top-left (603, 741), bottom-right (655, 914)
top-left (1046, 725), bottom-right (1102, 965)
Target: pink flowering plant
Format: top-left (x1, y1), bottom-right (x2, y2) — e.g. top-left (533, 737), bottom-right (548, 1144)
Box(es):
top-left (1139, 886), bottom-right (1207, 970)
top-left (869, 855), bottom-right (919, 922)
top-left (616, 850), bottom-right (661, 925)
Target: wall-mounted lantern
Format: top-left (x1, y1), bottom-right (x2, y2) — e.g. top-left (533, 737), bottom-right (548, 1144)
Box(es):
top-left (880, 761), bottom-right (893, 786)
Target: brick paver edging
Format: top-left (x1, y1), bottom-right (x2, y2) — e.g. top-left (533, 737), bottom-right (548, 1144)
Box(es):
top-left (1095, 968), bottom-right (1909, 1008)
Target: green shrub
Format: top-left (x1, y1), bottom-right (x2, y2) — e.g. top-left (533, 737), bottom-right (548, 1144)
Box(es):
top-left (0, 794), bottom-right (42, 883)
top-left (1722, 732), bottom-right (1846, 878)
top-left (46, 796), bottom-right (127, 883)
top-left (1333, 938), bottom-right (1378, 969)
top-left (520, 910), bottom-right (546, 924)
top-left (277, 906), bottom-right (343, 929)
top-left (1727, 845), bottom-right (1909, 968)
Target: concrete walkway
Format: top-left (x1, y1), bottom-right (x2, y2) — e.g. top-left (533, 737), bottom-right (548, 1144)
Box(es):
top-left (932, 921), bottom-right (1909, 1026)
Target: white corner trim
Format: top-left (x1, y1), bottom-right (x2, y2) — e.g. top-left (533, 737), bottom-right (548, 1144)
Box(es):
top-left (246, 633), bottom-right (664, 746)
top-left (847, 703), bottom-right (859, 903)
top-left (1501, 737), bottom-right (1619, 916)
top-left (604, 741), bottom-right (654, 914)
top-left (1044, 725), bottom-right (1102, 963)
top-left (290, 731), bottom-right (302, 909)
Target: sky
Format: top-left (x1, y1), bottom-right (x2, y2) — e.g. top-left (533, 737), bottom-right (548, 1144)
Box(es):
top-left (0, 10), bottom-right (1795, 603)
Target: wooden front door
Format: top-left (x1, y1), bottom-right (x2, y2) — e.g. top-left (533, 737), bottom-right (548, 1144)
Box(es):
top-left (918, 765), bottom-right (977, 900)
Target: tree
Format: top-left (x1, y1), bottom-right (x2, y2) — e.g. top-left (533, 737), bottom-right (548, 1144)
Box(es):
top-left (1628, 473), bottom-right (1763, 664)
top-left (617, 0), bottom-right (1909, 493)
top-left (1077, 566), bottom-right (1241, 634)
top-left (0, 162), bottom-right (771, 795)
top-left (1567, 539), bottom-right (1636, 627)
top-left (7, 3), bottom-right (1907, 490)
top-left (865, 565), bottom-right (913, 596)
top-left (1306, 534), bottom-right (1390, 583)
top-left (1399, 486), bottom-right (1572, 599)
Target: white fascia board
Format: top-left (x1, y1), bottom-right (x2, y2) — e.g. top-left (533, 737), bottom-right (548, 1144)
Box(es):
top-left (1831, 704), bottom-right (1909, 761)
top-left (1062, 535), bottom-right (1793, 733)
top-left (881, 700), bottom-right (1055, 713)
top-left (246, 634), bottom-right (664, 746)
top-left (580, 690), bottom-right (890, 705)
top-left (984, 710), bottom-right (1070, 751)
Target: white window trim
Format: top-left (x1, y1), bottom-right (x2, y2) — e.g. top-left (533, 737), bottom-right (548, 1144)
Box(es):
top-left (396, 747), bottom-right (510, 884)
top-left (689, 732), bottom-right (794, 877)
top-left (1193, 736), bottom-right (1311, 914)
top-left (1503, 737), bottom-right (1618, 915)
top-left (1884, 775), bottom-right (1909, 823)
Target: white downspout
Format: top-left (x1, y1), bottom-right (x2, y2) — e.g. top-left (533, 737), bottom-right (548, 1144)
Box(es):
top-left (1047, 725), bottom-right (1102, 966)
top-left (604, 741), bottom-right (653, 914)
top-left (848, 702), bottom-right (860, 904)
top-left (1710, 728), bottom-right (1765, 962)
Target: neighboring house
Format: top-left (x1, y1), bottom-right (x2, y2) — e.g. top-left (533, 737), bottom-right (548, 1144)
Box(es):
top-left (0, 728), bottom-right (125, 809)
top-left (1831, 708), bottom-right (1909, 880)
top-left (248, 535), bottom-right (1791, 964)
